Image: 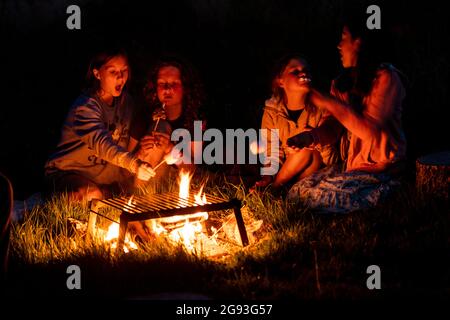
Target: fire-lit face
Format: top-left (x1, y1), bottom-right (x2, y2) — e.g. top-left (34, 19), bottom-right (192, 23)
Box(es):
top-left (157, 66), bottom-right (184, 109)
top-left (337, 26), bottom-right (361, 68)
top-left (93, 55), bottom-right (129, 99)
top-left (278, 58), bottom-right (312, 94)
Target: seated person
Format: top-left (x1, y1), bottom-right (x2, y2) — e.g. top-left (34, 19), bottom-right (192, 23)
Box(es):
top-left (130, 56), bottom-right (205, 185)
top-left (287, 15), bottom-right (407, 213)
top-left (252, 54), bottom-right (341, 190)
top-left (45, 47), bottom-right (155, 202)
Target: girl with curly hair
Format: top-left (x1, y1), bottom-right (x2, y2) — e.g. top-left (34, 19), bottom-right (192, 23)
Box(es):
top-left (129, 56), bottom-right (205, 182)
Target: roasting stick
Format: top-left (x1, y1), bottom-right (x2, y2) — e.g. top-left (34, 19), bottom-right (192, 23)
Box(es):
top-left (153, 103), bottom-right (166, 132)
top-left (153, 159), bottom-right (166, 171)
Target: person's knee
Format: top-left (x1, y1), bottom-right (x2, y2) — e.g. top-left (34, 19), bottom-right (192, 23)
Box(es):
top-left (298, 150), bottom-right (323, 180)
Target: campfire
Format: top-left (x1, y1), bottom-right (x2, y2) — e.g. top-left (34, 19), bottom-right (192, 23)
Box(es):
top-left (104, 222), bottom-right (138, 253)
top-left (86, 170), bottom-right (260, 255)
top-left (146, 169), bottom-right (210, 252)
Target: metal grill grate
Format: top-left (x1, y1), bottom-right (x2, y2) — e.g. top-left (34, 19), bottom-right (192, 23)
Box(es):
top-left (87, 191), bottom-right (249, 250)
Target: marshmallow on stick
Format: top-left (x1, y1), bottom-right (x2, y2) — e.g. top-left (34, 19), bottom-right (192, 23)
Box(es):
top-left (152, 103), bottom-right (166, 132)
top-left (153, 150), bottom-right (182, 171)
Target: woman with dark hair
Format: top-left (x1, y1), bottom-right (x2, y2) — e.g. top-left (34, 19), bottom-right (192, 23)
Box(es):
top-left (251, 54), bottom-right (341, 190)
top-left (45, 47), bottom-right (155, 201)
top-left (130, 56), bottom-right (205, 182)
top-left (287, 15), bottom-right (407, 213)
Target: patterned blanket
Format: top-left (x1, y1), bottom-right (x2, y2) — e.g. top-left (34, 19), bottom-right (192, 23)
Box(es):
top-left (287, 165), bottom-right (400, 213)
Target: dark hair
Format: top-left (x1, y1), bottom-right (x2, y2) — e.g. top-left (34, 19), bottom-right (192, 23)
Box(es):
top-left (270, 53), bottom-right (315, 112)
top-left (84, 47), bottom-right (129, 95)
top-left (334, 11), bottom-right (391, 102)
top-left (143, 55), bottom-right (204, 132)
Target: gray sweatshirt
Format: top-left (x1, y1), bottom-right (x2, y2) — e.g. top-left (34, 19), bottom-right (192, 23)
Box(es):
top-left (45, 92), bottom-right (140, 185)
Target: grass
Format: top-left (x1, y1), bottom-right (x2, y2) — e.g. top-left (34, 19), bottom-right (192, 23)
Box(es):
top-left (3, 168), bottom-right (449, 301)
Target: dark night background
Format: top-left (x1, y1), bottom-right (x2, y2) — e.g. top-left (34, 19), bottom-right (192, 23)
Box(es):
top-left (1, 0), bottom-right (449, 200)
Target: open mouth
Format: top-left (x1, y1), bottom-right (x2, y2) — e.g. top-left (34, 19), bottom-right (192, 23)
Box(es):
top-left (115, 85), bottom-right (122, 92)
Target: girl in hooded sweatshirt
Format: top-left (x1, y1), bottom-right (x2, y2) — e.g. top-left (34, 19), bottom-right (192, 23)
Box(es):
top-left (45, 47), bottom-right (155, 202)
top-left (129, 56), bottom-right (205, 185)
top-left (287, 15), bottom-right (407, 213)
top-left (252, 54), bottom-right (341, 191)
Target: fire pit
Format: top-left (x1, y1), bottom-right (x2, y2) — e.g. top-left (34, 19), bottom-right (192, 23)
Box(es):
top-left (87, 191), bottom-right (249, 251)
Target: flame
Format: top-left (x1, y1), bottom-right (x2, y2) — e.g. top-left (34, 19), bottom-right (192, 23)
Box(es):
top-left (127, 195), bottom-right (134, 206)
top-left (169, 183), bottom-right (209, 251)
top-left (250, 140), bottom-right (266, 155)
top-left (147, 171), bottom-right (211, 252)
top-left (101, 189), bottom-right (212, 254)
top-left (98, 196), bottom-right (139, 253)
top-left (168, 219), bottom-right (204, 250)
top-left (178, 169), bottom-right (193, 199)
top-left (194, 185), bottom-right (207, 205)
top-left (104, 222), bottom-right (138, 253)
top-left (104, 223), bottom-right (120, 242)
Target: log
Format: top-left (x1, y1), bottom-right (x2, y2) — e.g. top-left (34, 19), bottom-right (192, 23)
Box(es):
top-left (416, 151), bottom-right (450, 202)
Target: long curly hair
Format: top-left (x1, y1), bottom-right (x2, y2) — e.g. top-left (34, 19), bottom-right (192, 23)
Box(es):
top-left (143, 56), bottom-right (205, 132)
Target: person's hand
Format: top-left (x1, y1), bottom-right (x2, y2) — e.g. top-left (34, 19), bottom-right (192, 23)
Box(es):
top-left (153, 132), bottom-right (172, 152)
top-left (140, 132), bottom-right (172, 151)
top-left (136, 162), bottom-right (156, 181)
top-left (140, 134), bottom-right (157, 151)
top-left (249, 175), bottom-right (273, 193)
top-left (140, 133), bottom-right (168, 150)
top-left (287, 131), bottom-right (314, 149)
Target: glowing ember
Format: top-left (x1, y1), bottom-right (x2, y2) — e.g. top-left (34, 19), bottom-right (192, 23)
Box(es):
top-left (250, 140), bottom-right (266, 155)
